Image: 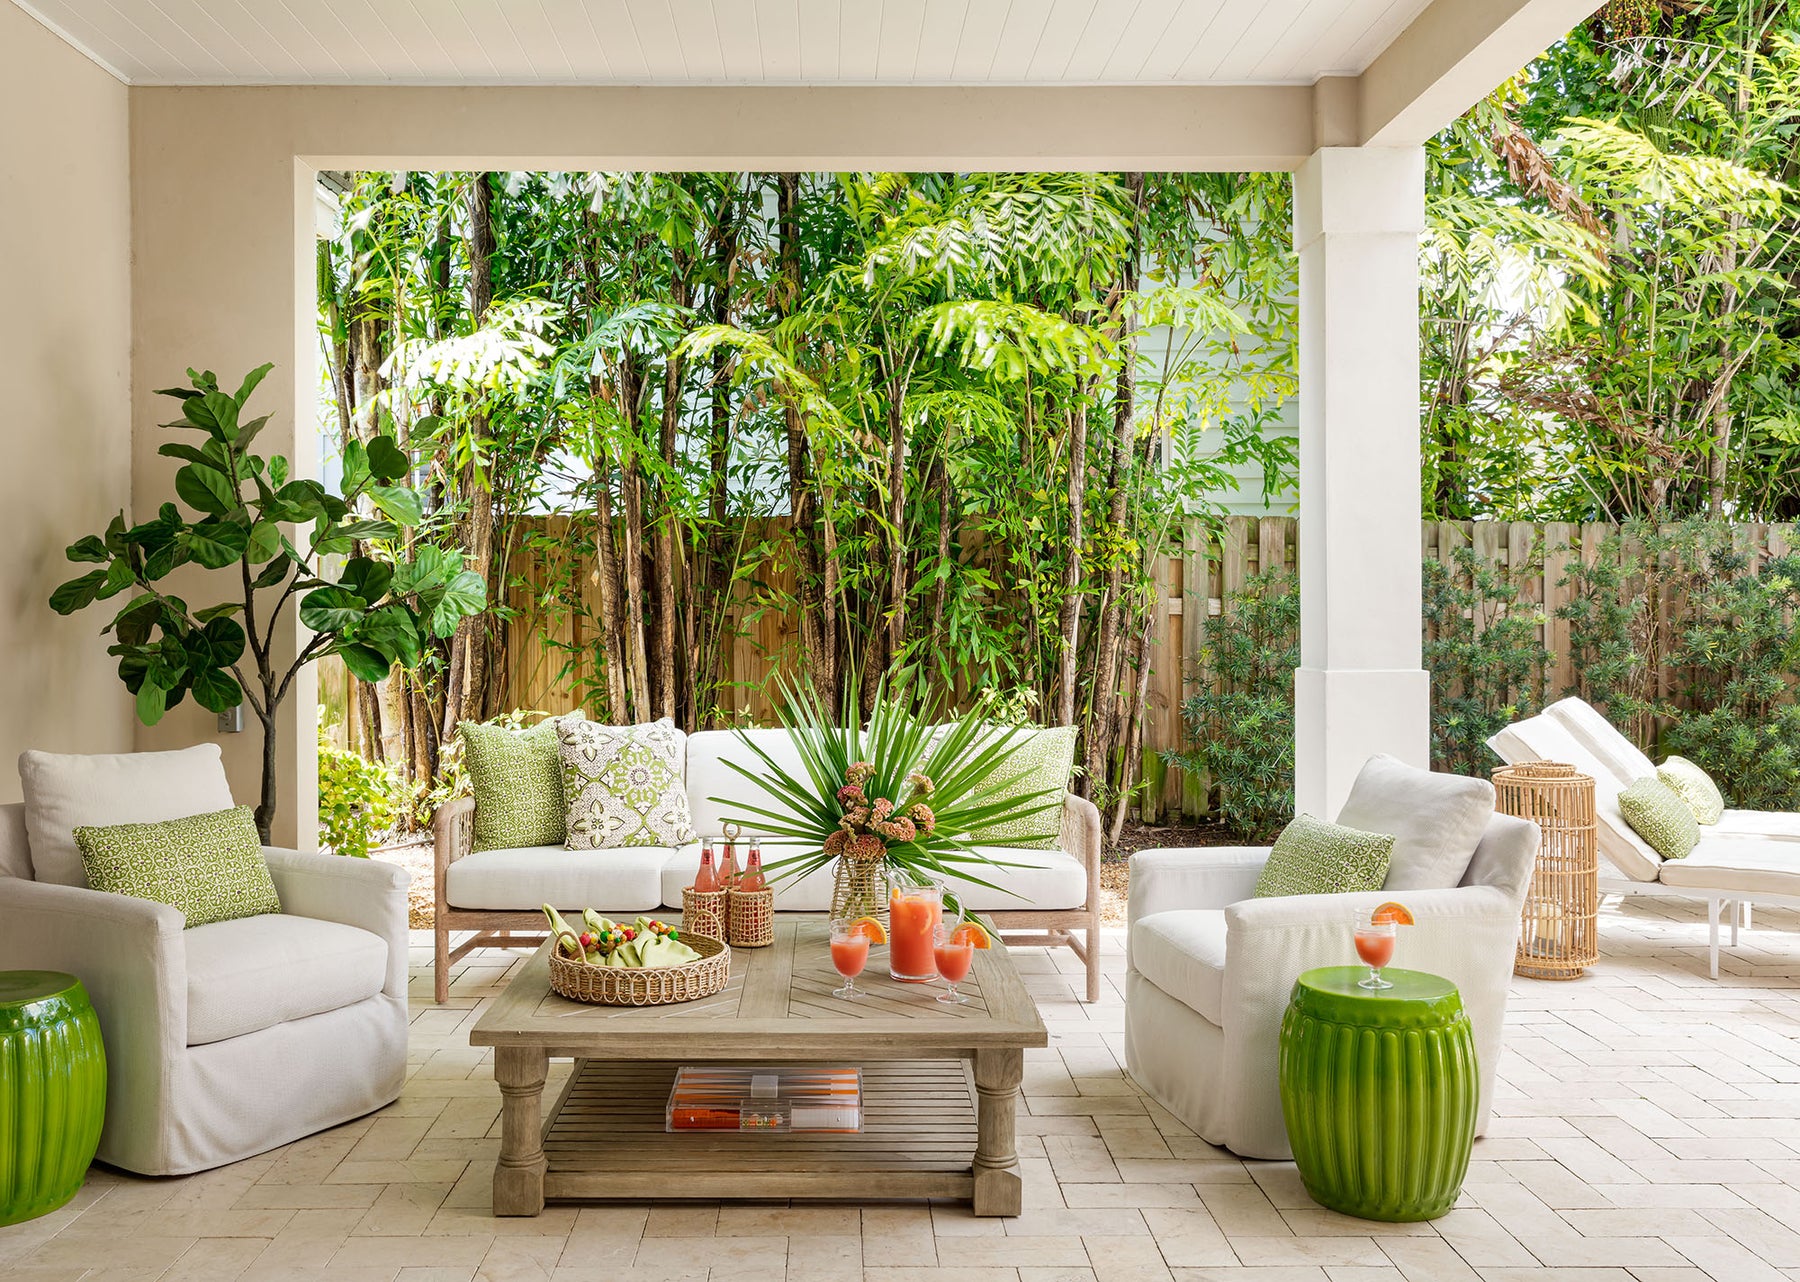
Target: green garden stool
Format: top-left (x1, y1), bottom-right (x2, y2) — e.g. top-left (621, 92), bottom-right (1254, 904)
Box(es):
top-left (1278, 966), bottom-right (1476, 1222)
top-left (0, 971), bottom-right (106, 1226)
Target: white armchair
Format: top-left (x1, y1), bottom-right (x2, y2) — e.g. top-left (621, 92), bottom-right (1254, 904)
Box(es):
top-left (0, 791), bottom-right (409, 1176)
top-left (1124, 761), bottom-right (1537, 1160)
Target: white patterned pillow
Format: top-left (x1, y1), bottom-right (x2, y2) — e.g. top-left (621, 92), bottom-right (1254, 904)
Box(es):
top-left (559, 718), bottom-right (696, 850)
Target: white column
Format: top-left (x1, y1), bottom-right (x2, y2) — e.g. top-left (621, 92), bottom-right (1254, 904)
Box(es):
top-left (1292, 146), bottom-right (1431, 818)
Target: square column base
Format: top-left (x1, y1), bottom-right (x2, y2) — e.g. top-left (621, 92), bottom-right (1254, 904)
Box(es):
top-left (1294, 666), bottom-right (1430, 818)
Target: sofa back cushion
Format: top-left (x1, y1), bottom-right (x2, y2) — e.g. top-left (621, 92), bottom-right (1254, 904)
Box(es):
top-left (559, 718), bottom-right (696, 849)
top-left (0, 803), bottom-right (30, 880)
top-left (687, 729), bottom-right (815, 838)
top-left (20, 744), bottom-right (235, 887)
top-left (462, 717), bottom-right (570, 851)
top-left (1253, 814), bottom-right (1394, 898)
top-left (1335, 754), bottom-right (1493, 892)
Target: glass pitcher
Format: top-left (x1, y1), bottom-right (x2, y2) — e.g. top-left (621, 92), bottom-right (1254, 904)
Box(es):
top-left (887, 875), bottom-right (959, 982)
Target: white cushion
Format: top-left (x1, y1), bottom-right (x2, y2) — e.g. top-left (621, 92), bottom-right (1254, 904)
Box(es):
top-left (1490, 716), bottom-right (1663, 883)
top-left (19, 744), bottom-right (235, 887)
top-left (684, 729), bottom-right (813, 839)
top-left (184, 914), bottom-right (387, 1046)
top-left (1335, 754), bottom-right (1493, 892)
top-left (1715, 809), bottom-right (1800, 839)
top-left (1130, 910), bottom-right (1227, 1026)
top-left (1545, 698), bottom-right (1655, 786)
top-left (445, 845), bottom-right (676, 911)
top-left (656, 841), bottom-right (1089, 912)
top-left (1655, 833), bottom-right (1800, 897)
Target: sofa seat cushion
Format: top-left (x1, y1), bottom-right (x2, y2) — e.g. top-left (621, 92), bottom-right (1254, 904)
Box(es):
top-left (185, 914), bottom-right (387, 1046)
top-left (1130, 910), bottom-right (1227, 1026)
top-left (447, 845), bottom-right (677, 911)
top-left (1655, 834), bottom-right (1800, 897)
top-left (657, 843), bottom-right (1089, 913)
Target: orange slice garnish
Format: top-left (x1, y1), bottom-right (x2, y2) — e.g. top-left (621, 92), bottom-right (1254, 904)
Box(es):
top-left (1372, 901), bottom-right (1415, 926)
top-left (848, 916), bottom-right (887, 944)
top-left (951, 921), bottom-right (994, 949)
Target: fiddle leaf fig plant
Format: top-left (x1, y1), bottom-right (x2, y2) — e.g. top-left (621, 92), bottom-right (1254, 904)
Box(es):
top-left (50, 363), bottom-right (485, 841)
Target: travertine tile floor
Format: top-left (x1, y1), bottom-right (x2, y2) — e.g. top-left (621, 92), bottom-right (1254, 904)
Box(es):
top-left (10, 894), bottom-right (1800, 1281)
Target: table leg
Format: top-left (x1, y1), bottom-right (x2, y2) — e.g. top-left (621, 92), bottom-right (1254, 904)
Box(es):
top-left (972, 1047), bottom-right (1023, 1216)
top-left (493, 1046), bottom-right (549, 1216)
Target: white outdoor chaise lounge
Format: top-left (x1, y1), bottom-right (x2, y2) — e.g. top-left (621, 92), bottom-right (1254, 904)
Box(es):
top-left (1491, 697), bottom-right (1800, 977)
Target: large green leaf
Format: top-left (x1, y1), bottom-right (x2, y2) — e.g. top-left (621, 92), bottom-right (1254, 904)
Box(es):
top-left (65, 535), bottom-right (111, 564)
top-left (369, 485), bottom-right (423, 527)
top-left (338, 556), bottom-right (393, 604)
top-left (184, 390), bottom-right (242, 441)
top-left (245, 520), bottom-right (282, 564)
top-left (191, 666), bottom-right (243, 715)
top-left (354, 604), bottom-right (421, 668)
top-left (366, 435), bottom-right (409, 481)
top-left (49, 569), bottom-right (107, 615)
top-left (201, 615), bottom-right (246, 667)
top-left (337, 642), bottom-right (393, 683)
top-left (135, 679), bottom-right (170, 726)
top-left (299, 586), bottom-right (367, 635)
top-left (427, 568), bottom-right (487, 637)
top-left (179, 519), bottom-right (249, 569)
top-left (176, 463), bottom-right (238, 516)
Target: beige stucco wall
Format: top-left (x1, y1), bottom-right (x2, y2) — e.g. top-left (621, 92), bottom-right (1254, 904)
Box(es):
top-left (0, 4), bottom-right (134, 798)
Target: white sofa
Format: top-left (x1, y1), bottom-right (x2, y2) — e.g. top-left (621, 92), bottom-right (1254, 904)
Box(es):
top-left (1492, 696), bottom-right (1800, 977)
top-left (0, 748), bottom-right (409, 1176)
top-left (1123, 757), bottom-right (1537, 1160)
top-left (433, 727), bottom-right (1105, 1002)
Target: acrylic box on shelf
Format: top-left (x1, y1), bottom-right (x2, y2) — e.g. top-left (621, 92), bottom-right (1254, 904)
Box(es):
top-left (665, 1065), bottom-right (863, 1132)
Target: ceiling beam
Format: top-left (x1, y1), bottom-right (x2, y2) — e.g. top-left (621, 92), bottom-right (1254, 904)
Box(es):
top-left (1358, 0), bottom-right (1606, 147)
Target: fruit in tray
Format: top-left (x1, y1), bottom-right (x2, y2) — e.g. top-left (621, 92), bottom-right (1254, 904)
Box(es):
top-left (542, 904), bottom-right (702, 968)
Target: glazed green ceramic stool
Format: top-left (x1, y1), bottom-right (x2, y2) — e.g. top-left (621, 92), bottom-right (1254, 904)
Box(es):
top-left (1278, 967), bottom-right (1476, 1222)
top-left (0, 971), bottom-right (107, 1226)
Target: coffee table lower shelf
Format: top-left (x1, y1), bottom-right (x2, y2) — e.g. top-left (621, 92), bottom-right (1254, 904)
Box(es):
top-left (539, 1059), bottom-right (979, 1205)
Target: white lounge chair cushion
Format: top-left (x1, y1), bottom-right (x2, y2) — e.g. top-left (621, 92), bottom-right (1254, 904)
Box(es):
top-left (655, 841), bottom-right (1089, 912)
top-left (445, 845), bottom-right (676, 911)
top-left (1715, 809), bottom-right (1800, 839)
top-left (1656, 834), bottom-right (1800, 897)
top-left (1489, 715), bottom-right (1663, 882)
top-left (1335, 753), bottom-right (1493, 891)
top-left (1129, 909), bottom-right (1227, 1026)
top-left (1545, 697), bottom-right (1655, 786)
top-left (184, 914), bottom-right (387, 1046)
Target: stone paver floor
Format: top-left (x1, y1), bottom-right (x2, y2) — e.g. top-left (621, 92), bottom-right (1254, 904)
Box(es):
top-left (8, 894), bottom-right (1800, 1280)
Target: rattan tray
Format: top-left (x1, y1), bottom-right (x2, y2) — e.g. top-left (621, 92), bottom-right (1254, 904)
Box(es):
top-left (547, 930), bottom-right (731, 1006)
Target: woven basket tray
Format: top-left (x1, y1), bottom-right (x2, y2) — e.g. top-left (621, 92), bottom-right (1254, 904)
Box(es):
top-left (547, 930), bottom-right (731, 1006)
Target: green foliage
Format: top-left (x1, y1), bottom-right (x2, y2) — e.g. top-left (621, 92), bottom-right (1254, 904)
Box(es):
top-left (1560, 519), bottom-right (1800, 810)
top-left (716, 671), bottom-right (1062, 917)
top-left (49, 363), bottom-right (486, 837)
top-left (1421, 548), bottom-right (1550, 776)
top-left (317, 719), bottom-right (401, 858)
top-left (1168, 571), bottom-right (1299, 841)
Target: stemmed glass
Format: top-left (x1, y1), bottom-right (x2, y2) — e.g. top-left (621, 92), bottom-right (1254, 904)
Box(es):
top-left (933, 923), bottom-right (975, 1005)
top-left (1352, 908), bottom-right (1397, 990)
top-left (829, 918), bottom-right (870, 1000)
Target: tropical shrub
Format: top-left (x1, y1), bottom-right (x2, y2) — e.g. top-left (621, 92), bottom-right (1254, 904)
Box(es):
top-left (1168, 570), bottom-right (1300, 840)
top-left (1422, 547), bottom-right (1550, 776)
top-left (318, 721), bottom-right (402, 858)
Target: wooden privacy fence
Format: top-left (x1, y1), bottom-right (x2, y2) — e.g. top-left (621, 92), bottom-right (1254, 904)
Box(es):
top-left (322, 516), bottom-right (1798, 824)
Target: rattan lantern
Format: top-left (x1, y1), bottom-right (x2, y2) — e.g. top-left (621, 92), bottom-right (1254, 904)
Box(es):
top-left (1493, 761), bottom-right (1599, 979)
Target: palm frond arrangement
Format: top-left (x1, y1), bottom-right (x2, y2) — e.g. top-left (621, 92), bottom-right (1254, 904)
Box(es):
top-left (711, 671), bottom-right (1065, 911)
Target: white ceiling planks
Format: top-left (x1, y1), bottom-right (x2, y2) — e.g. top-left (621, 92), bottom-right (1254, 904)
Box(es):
top-left (14, 0), bottom-right (1437, 87)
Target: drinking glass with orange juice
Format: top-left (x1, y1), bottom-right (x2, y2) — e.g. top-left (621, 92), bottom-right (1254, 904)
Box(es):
top-left (933, 923), bottom-right (975, 1004)
top-left (1351, 901), bottom-right (1414, 989)
top-left (829, 918), bottom-right (872, 1000)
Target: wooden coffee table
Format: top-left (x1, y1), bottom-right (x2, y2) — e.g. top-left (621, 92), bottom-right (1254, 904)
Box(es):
top-left (469, 916), bottom-right (1048, 1217)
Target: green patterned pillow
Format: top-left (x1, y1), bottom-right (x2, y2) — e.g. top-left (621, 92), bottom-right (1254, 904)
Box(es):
top-left (1657, 756), bottom-right (1725, 826)
top-left (559, 718), bottom-right (696, 850)
top-left (1253, 814), bottom-right (1395, 899)
top-left (462, 717), bottom-right (576, 851)
top-left (968, 725), bottom-right (1078, 850)
top-left (1620, 776), bottom-right (1701, 859)
top-left (75, 806), bottom-right (280, 928)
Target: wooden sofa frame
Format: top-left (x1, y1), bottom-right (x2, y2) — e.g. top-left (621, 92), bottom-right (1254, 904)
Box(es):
top-left (432, 793), bottom-right (1105, 1004)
